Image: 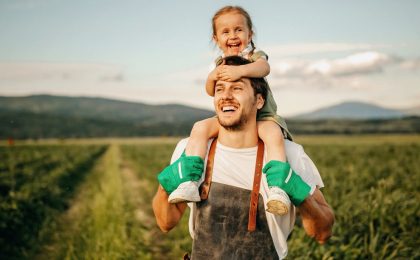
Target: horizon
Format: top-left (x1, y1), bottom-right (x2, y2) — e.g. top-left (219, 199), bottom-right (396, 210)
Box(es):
top-left (1, 0), bottom-right (419, 116)
top-left (2, 93), bottom-right (417, 117)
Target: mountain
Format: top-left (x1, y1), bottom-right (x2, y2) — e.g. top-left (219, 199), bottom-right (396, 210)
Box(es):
top-left (399, 106), bottom-right (420, 116)
top-left (1, 95), bottom-right (418, 139)
top-left (0, 94), bottom-right (214, 139)
top-left (293, 101), bottom-right (408, 120)
top-left (0, 95), bottom-right (213, 124)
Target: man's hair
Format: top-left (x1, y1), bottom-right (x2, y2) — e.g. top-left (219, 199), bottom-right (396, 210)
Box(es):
top-left (221, 56), bottom-right (268, 100)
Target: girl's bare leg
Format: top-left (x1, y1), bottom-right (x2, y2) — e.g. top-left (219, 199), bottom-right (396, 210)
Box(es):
top-left (185, 117), bottom-right (220, 159)
top-left (168, 118), bottom-right (220, 203)
top-left (257, 120), bottom-right (286, 162)
top-left (258, 120), bottom-right (290, 215)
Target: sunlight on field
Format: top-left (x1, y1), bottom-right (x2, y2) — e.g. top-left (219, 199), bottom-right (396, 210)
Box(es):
top-left (1, 134), bottom-right (419, 258)
top-left (295, 134), bottom-right (420, 145)
top-left (0, 137), bottom-right (183, 146)
top-left (2, 134), bottom-right (420, 147)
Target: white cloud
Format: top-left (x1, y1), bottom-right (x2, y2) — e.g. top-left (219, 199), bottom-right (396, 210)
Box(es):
top-left (1, 46), bottom-right (417, 117)
top-left (268, 51), bottom-right (419, 89)
top-left (307, 51), bottom-right (397, 77)
top-left (400, 58), bottom-right (420, 70)
top-left (271, 51), bottom-right (399, 78)
top-left (0, 62), bottom-right (124, 82)
top-left (264, 43), bottom-right (386, 57)
top-left (161, 48), bottom-right (419, 98)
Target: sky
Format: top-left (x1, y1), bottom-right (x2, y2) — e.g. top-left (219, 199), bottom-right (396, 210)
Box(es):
top-left (0, 0), bottom-right (419, 116)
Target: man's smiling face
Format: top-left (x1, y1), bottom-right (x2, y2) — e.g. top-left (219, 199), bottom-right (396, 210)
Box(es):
top-left (214, 78), bottom-right (263, 131)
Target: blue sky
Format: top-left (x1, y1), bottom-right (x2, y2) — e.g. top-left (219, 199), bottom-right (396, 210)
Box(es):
top-left (0, 0), bottom-right (419, 116)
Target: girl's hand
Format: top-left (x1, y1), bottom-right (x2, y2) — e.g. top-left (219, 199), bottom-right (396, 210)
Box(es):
top-left (217, 65), bottom-right (243, 82)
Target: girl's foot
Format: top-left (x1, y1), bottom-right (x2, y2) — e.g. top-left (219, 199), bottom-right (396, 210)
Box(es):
top-left (266, 187), bottom-right (291, 215)
top-left (168, 181), bottom-right (201, 203)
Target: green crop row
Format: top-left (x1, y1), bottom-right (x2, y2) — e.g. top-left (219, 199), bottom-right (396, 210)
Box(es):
top-left (1, 137), bottom-right (419, 259)
top-left (287, 143), bottom-right (420, 259)
top-left (121, 141), bottom-right (420, 259)
top-left (121, 143), bottom-right (193, 259)
top-left (0, 145), bottom-right (107, 259)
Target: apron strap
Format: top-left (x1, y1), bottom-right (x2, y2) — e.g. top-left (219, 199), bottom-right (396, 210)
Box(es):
top-left (199, 138), bottom-right (265, 232)
top-left (248, 139), bottom-right (264, 232)
top-left (199, 138), bottom-right (217, 200)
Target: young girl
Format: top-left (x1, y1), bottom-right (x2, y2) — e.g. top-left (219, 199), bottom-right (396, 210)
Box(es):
top-left (169, 6), bottom-right (293, 216)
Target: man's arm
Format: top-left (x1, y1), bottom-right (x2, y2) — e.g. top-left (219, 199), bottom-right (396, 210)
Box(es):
top-left (238, 58), bottom-right (270, 78)
top-left (152, 185), bottom-right (188, 232)
top-left (298, 188), bottom-right (334, 244)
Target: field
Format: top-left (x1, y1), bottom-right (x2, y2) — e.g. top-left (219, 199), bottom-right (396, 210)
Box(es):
top-left (0, 135), bottom-right (419, 259)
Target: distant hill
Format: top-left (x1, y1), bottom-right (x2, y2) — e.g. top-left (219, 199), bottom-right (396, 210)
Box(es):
top-left (399, 106), bottom-right (420, 116)
top-left (1, 95), bottom-right (419, 139)
top-left (0, 95), bottom-right (214, 139)
top-left (0, 109), bottom-right (196, 138)
top-left (0, 95), bottom-right (214, 124)
top-left (287, 116), bottom-right (420, 135)
top-left (293, 101), bottom-right (409, 120)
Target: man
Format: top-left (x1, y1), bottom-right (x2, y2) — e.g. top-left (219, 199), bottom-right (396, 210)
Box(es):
top-left (152, 56), bottom-right (334, 259)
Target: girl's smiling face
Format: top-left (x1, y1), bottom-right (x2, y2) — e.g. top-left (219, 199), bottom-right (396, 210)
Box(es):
top-left (213, 12), bottom-right (252, 56)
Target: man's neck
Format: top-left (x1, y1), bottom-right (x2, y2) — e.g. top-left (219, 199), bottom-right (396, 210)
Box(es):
top-left (217, 122), bottom-right (259, 148)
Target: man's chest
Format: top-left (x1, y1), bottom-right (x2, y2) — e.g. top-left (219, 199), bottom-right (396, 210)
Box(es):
top-left (211, 147), bottom-right (258, 191)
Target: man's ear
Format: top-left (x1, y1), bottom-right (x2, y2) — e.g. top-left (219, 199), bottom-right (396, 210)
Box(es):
top-left (256, 94), bottom-right (265, 110)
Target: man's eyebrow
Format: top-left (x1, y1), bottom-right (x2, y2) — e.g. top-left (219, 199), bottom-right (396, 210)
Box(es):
top-left (234, 79), bottom-right (247, 84)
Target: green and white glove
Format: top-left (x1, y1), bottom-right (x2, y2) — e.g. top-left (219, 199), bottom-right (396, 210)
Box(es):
top-left (157, 153), bottom-right (204, 194)
top-left (263, 160), bottom-right (311, 206)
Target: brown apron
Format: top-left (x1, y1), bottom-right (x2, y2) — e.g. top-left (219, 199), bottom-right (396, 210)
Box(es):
top-left (191, 139), bottom-right (278, 259)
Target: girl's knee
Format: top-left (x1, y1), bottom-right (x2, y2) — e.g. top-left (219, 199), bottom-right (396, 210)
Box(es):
top-left (192, 120), bottom-right (210, 133)
top-left (190, 118), bottom-right (219, 139)
top-left (258, 121), bottom-right (284, 139)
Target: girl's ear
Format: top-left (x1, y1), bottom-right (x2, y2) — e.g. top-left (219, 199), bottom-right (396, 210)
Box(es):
top-left (213, 35), bottom-right (218, 44)
top-left (248, 31), bottom-right (253, 43)
top-left (213, 35), bottom-right (221, 49)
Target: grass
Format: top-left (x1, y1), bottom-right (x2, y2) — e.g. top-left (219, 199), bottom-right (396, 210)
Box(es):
top-left (295, 134), bottom-right (420, 145)
top-left (0, 145), bottom-right (106, 259)
top-left (0, 137), bottom-right (182, 146)
top-left (36, 141), bottom-right (190, 259)
top-left (286, 142), bottom-right (420, 259)
top-left (121, 143), bottom-right (192, 259)
top-left (1, 135), bottom-right (419, 259)
top-left (37, 145), bottom-right (145, 259)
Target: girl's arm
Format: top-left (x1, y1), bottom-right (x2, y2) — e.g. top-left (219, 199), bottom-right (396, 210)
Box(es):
top-left (206, 67), bottom-right (220, 96)
top-left (218, 58), bottom-right (270, 82)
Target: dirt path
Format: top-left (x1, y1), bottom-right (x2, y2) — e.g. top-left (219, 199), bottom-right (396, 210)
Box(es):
top-left (120, 162), bottom-right (155, 229)
top-left (35, 145), bottom-right (140, 259)
top-left (35, 143), bottom-right (191, 259)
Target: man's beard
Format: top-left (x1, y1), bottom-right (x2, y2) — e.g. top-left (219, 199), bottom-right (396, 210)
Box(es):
top-left (218, 113), bottom-right (248, 131)
top-left (216, 96), bottom-right (256, 131)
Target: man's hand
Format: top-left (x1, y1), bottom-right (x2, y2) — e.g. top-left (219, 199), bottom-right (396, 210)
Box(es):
top-left (217, 65), bottom-right (243, 82)
top-left (157, 154), bottom-right (204, 194)
top-left (263, 160), bottom-right (312, 206)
